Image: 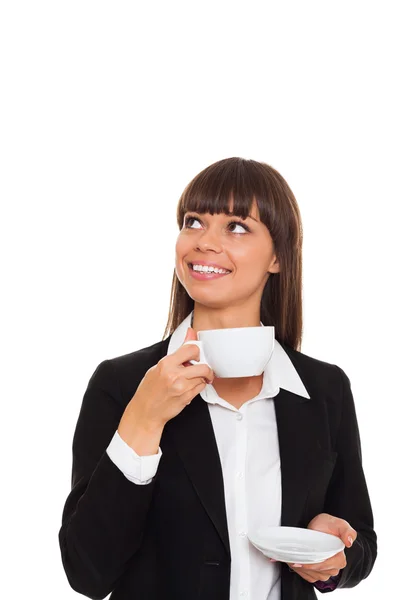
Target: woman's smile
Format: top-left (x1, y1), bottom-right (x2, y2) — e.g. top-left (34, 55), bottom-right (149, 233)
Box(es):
top-left (188, 262), bottom-right (233, 281)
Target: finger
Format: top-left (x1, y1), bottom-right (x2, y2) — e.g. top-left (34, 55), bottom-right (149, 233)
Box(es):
top-left (309, 514), bottom-right (356, 548)
top-left (298, 572), bottom-right (318, 583)
top-left (345, 528), bottom-right (357, 547)
top-left (306, 564), bottom-right (336, 572)
top-left (303, 569), bottom-right (333, 582)
top-left (166, 338), bottom-right (201, 365)
top-left (301, 551), bottom-right (345, 572)
top-left (287, 565), bottom-right (317, 583)
top-left (177, 342), bottom-right (202, 362)
top-left (300, 559), bottom-right (338, 572)
top-left (299, 561), bottom-right (327, 571)
top-left (188, 376), bottom-right (211, 390)
top-left (299, 555), bottom-right (340, 570)
top-left (290, 565), bottom-right (335, 583)
top-left (181, 362), bottom-right (215, 383)
top-left (333, 550), bottom-right (347, 568)
top-left (183, 326), bottom-right (198, 342)
top-left (337, 521), bottom-right (357, 547)
top-left (317, 567), bottom-right (341, 575)
top-left (159, 346), bottom-right (202, 372)
top-left (183, 380), bottom-right (208, 405)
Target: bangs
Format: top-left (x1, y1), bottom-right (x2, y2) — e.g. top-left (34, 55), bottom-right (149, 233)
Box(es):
top-left (177, 157), bottom-right (276, 227)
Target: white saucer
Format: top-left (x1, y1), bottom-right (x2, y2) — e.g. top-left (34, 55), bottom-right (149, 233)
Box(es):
top-left (247, 527), bottom-right (345, 564)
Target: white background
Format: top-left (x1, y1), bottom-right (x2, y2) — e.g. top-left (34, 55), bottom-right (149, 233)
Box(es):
top-left (1, 1), bottom-right (398, 598)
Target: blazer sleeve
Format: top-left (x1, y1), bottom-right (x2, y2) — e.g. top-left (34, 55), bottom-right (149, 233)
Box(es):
top-left (322, 365), bottom-right (377, 590)
top-left (58, 359), bottom-right (158, 600)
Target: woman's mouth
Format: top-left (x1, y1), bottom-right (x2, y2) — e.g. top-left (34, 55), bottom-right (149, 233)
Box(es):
top-left (188, 263), bottom-right (232, 281)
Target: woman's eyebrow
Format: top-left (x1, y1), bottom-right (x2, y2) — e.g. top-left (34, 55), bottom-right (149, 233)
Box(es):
top-left (226, 211), bottom-right (258, 222)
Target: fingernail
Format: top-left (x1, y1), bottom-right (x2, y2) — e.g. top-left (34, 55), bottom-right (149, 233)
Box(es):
top-left (348, 536), bottom-right (353, 546)
top-left (269, 558), bottom-right (277, 562)
top-left (292, 563), bottom-right (303, 568)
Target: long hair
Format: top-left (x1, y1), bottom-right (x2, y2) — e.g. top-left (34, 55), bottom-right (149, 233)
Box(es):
top-left (162, 157), bottom-right (304, 351)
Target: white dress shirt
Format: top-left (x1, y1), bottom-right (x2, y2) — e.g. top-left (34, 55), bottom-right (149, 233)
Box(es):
top-left (106, 311), bottom-right (310, 600)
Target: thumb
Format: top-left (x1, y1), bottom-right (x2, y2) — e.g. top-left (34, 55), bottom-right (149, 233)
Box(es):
top-left (335, 519), bottom-right (357, 548)
top-left (343, 527), bottom-right (357, 548)
top-left (308, 514), bottom-right (357, 549)
top-left (184, 327), bottom-right (198, 342)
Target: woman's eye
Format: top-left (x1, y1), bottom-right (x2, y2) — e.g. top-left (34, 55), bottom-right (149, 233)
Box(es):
top-left (185, 217), bottom-right (201, 229)
top-left (184, 216), bottom-right (249, 234)
top-left (228, 221), bottom-right (248, 234)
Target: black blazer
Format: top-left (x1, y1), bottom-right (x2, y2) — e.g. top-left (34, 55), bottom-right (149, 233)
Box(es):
top-left (59, 335), bottom-right (377, 600)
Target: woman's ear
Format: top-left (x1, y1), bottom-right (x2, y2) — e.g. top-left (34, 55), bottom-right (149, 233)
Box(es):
top-left (268, 256), bottom-right (280, 274)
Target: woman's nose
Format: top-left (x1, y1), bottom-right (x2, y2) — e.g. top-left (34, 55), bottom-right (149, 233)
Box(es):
top-left (195, 228), bottom-right (223, 251)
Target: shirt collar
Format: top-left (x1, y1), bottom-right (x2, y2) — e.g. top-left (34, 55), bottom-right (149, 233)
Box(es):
top-left (166, 311), bottom-right (310, 402)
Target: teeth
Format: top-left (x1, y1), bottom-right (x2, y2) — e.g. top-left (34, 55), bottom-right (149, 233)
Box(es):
top-left (192, 264), bottom-right (230, 274)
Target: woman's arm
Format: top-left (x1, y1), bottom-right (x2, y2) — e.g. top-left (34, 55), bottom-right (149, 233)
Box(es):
top-left (322, 365), bottom-right (377, 589)
top-left (58, 359), bottom-right (161, 599)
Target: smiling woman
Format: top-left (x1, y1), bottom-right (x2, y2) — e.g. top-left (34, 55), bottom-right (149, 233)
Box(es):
top-left (59, 156), bottom-right (377, 600)
top-left (167, 157), bottom-right (302, 342)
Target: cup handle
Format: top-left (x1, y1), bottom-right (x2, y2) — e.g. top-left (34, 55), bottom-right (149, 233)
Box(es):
top-left (182, 340), bottom-right (209, 366)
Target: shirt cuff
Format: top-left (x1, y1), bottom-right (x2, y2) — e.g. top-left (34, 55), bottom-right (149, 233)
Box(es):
top-left (106, 429), bottom-right (162, 485)
top-left (313, 572), bottom-right (342, 592)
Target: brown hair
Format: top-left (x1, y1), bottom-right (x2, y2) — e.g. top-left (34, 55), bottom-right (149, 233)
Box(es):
top-left (162, 157), bottom-right (304, 351)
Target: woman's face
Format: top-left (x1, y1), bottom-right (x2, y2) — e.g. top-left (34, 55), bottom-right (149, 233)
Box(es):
top-left (175, 198), bottom-right (280, 311)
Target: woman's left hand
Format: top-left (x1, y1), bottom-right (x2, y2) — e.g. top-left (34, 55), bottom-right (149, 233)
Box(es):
top-left (270, 513), bottom-right (357, 583)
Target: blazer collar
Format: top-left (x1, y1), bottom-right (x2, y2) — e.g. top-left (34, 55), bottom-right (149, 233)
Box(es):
top-left (167, 310), bottom-right (310, 400)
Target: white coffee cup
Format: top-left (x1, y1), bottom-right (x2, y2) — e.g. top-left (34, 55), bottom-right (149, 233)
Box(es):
top-left (182, 326), bottom-right (275, 378)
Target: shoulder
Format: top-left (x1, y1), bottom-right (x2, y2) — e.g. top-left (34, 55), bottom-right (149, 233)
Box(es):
top-left (280, 341), bottom-right (346, 395)
top-left (108, 335), bottom-right (171, 370)
top-left (94, 336), bottom-right (172, 399)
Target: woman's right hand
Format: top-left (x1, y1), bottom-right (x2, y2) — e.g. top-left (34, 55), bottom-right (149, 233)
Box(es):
top-left (119, 327), bottom-right (215, 436)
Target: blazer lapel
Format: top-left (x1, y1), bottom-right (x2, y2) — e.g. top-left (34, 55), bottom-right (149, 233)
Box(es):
top-left (164, 394), bottom-right (232, 558)
top-left (274, 387), bottom-right (323, 527)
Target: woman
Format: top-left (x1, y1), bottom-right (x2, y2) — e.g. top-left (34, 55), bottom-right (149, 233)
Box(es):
top-left (58, 157), bottom-right (377, 600)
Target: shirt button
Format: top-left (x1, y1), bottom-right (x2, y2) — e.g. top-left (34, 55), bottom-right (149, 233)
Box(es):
top-left (237, 471), bottom-right (244, 479)
top-left (236, 413), bottom-right (243, 420)
top-left (239, 591), bottom-right (248, 597)
top-left (239, 531), bottom-right (246, 537)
